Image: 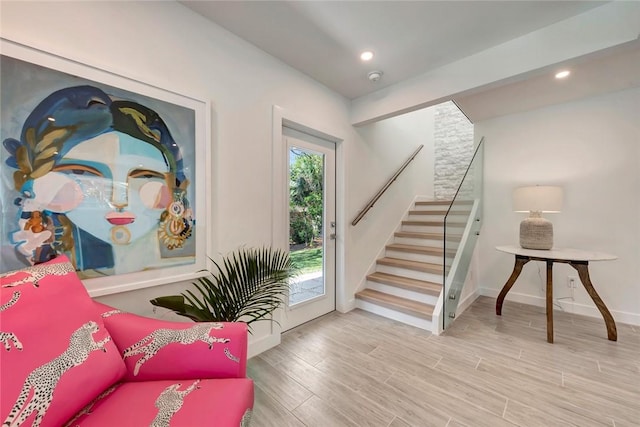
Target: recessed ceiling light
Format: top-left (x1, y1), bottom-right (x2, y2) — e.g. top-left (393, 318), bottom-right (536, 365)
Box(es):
top-left (360, 51), bottom-right (374, 61)
top-left (555, 70), bottom-right (571, 79)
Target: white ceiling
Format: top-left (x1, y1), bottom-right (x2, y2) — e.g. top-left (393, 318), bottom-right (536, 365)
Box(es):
top-left (454, 39), bottom-right (640, 122)
top-left (181, 1), bottom-right (606, 100)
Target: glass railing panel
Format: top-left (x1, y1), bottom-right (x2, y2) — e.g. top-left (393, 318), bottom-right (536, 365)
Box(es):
top-left (443, 137), bottom-right (484, 329)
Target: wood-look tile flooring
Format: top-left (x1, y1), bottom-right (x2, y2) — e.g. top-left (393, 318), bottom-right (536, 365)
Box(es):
top-left (247, 297), bottom-right (640, 427)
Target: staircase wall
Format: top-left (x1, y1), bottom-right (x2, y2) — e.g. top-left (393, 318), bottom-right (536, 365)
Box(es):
top-left (434, 101), bottom-right (474, 200)
top-left (346, 108), bottom-right (436, 310)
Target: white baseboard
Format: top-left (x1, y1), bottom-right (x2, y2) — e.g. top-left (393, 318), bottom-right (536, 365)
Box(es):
top-left (480, 287), bottom-right (640, 327)
top-left (248, 333), bottom-right (280, 359)
top-left (457, 288), bottom-right (481, 315)
top-left (337, 297), bottom-right (356, 313)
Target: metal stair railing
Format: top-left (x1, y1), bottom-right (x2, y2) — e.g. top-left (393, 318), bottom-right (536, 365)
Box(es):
top-left (351, 145), bottom-right (424, 226)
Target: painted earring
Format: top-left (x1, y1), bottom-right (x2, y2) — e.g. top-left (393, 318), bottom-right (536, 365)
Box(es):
top-left (24, 211), bottom-right (46, 233)
top-left (158, 195), bottom-right (192, 250)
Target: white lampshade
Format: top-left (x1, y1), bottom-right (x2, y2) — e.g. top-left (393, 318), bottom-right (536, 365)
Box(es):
top-left (513, 186), bottom-right (563, 213)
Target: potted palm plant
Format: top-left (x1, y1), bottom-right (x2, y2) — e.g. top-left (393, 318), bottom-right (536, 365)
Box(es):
top-left (150, 247), bottom-right (297, 330)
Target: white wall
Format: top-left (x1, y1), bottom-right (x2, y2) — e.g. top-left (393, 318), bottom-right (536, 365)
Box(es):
top-left (477, 87), bottom-right (640, 325)
top-left (346, 108), bottom-right (435, 300)
top-left (0, 1), bottom-right (358, 354)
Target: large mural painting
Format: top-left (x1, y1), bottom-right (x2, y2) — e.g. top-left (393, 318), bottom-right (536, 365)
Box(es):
top-left (1, 49), bottom-right (203, 290)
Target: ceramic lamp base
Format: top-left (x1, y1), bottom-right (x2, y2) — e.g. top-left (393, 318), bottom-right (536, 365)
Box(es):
top-left (520, 214), bottom-right (553, 250)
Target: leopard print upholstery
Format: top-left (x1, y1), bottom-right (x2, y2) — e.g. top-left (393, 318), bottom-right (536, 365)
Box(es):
top-left (1, 262), bottom-right (75, 288)
top-left (150, 380), bottom-right (200, 427)
top-left (224, 347), bottom-right (240, 363)
top-left (62, 385), bottom-right (119, 427)
top-left (0, 291), bottom-right (22, 352)
top-left (100, 309), bottom-right (123, 318)
top-left (123, 323), bottom-right (229, 376)
top-left (240, 409), bottom-right (252, 427)
top-left (2, 321), bottom-right (110, 427)
top-left (0, 291), bottom-right (20, 311)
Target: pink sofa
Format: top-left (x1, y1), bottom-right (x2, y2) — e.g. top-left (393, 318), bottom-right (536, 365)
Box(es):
top-left (0, 256), bottom-right (253, 427)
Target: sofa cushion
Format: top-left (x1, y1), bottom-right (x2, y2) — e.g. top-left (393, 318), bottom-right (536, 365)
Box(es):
top-left (0, 256), bottom-right (127, 427)
top-left (64, 378), bottom-right (254, 427)
top-left (100, 310), bottom-right (248, 381)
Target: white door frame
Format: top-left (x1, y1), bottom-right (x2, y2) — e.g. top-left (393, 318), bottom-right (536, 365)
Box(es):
top-left (270, 105), bottom-right (346, 334)
top-left (283, 131), bottom-right (336, 331)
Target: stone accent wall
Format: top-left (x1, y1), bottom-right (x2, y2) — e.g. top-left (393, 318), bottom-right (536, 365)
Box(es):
top-left (434, 101), bottom-right (474, 200)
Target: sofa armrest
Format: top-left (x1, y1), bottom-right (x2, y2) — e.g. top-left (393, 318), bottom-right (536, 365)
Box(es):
top-left (93, 302), bottom-right (248, 381)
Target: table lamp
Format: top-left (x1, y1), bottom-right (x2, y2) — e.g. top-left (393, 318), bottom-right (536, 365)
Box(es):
top-left (513, 185), bottom-right (563, 250)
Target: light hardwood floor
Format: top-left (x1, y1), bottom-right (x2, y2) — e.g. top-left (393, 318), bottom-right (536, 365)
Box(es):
top-left (247, 297), bottom-right (640, 427)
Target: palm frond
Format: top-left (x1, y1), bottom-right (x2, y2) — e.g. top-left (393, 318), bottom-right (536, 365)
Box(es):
top-left (149, 295), bottom-right (213, 322)
top-left (150, 246), bottom-right (298, 331)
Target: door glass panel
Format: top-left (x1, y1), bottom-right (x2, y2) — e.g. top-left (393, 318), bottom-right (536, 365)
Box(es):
top-left (288, 146), bottom-right (325, 306)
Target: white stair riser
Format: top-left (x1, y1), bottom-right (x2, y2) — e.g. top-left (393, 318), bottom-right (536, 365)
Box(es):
top-left (355, 300), bottom-right (432, 330)
top-left (407, 213), bottom-right (469, 222)
top-left (365, 281), bottom-right (440, 305)
top-left (393, 236), bottom-right (445, 247)
top-left (411, 205), bottom-right (448, 212)
top-left (376, 264), bottom-right (442, 283)
top-left (411, 204), bottom-right (446, 210)
top-left (412, 205), bottom-right (471, 213)
top-left (385, 249), bottom-right (443, 265)
top-left (411, 204), bottom-right (459, 210)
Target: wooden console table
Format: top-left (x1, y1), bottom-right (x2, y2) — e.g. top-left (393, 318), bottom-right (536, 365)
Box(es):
top-left (495, 245), bottom-right (617, 343)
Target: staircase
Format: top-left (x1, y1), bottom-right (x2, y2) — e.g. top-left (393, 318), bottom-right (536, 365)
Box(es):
top-left (355, 200), bottom-right (469, 331)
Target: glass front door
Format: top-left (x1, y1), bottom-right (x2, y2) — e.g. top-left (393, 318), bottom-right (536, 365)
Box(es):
top-left (283, 130), bottom-right (335, 330)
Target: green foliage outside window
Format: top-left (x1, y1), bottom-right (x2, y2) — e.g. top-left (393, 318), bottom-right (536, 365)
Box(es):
top-left (289, 151), bottom-right (323, 246)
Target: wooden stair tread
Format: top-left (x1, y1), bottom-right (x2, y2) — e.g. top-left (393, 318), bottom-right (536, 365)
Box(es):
top-left (394, 231), bottom-right (462, 241)
top-left (395, 231), bottom-right (444, 240)
top-left (367, 272), bottom-right (441, 295)
top-left (386, 243), bottom-right (456, 257)
top-left (414, 200), bottom-right (452, 206)
top-left (386, 243), bottom-right (443, 255)
top-left (415, 200), bottom-right (473, 206)
top-left (356, 289), bottom-right (434, 319)
top-left (402, 220), bottom-right (466, 227)
top-left (377, 257), bottom-right (443, 274)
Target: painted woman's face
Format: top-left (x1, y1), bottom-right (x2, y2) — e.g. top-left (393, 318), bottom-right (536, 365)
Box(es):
top-left (53, 131), bottom-right (171, 245)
